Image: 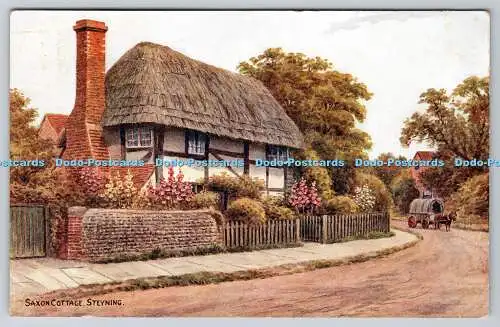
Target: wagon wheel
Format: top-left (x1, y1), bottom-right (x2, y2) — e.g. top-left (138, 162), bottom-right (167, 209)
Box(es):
top-left (408, 216), bottom-right (417, 228)
top-left (422, 219), bottom-right (429, 229)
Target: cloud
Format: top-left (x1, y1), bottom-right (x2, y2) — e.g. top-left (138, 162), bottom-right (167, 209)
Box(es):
top-left (325, 11), bottom-right (441, 35)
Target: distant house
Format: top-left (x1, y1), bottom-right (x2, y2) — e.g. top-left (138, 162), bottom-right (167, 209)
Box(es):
top-left (38, 114), bottom-right (68, 156)
top-left (38, 114), bottom-right (68, 144)
top-left (410, 151), bottom-right (436, 198)
top-left (50, 19), bottom-right (303, 194)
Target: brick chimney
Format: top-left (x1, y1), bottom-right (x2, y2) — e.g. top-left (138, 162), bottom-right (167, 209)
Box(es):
top-left (63, 19), bottom-right (109, 160)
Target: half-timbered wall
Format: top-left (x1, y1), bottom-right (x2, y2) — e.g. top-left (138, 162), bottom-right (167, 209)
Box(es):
top-left (107, 125), bottom-right (291, 193)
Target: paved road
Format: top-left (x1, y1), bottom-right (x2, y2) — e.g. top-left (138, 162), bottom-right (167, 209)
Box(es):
top-left (12, 222), bottom-right (488, 317)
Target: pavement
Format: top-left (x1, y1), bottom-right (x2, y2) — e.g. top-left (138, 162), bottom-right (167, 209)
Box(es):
top-left (10, 229), bottom-right (418, 300)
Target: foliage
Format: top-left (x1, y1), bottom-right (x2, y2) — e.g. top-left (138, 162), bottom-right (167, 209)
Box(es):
top-left (400, 76), bottom-right (489, 197)
top-left (239, 48), bottom-right (373, 195)
top-left (8, 89), bottom-right (90, 253)
top-left (262, 195), bottom-right (286, 207)
top-left (352, 185), bottom-right (376, 212)
top-left (207, 172), bottom-right (238, 191)
top-left (369, 152), bottom-right (408, 189)
top-left (78, 167), bottom-right (108, 207)
top-left (226, 197), bottom-right (266, 224)
top-left (295, 148), bottom-right (334, 200)
top-left (288, 177), bottom-right (321, 214)
top-left (418, 164), bottom-right (478, 199)
top-left (267, 206), bottom-right (295, 220)
top-left (9, 89), bottom-right (58, 204)
top-left (207, 172), bottom-right (264, 199)
top-left (190, 191), bottom-right (220, 209)
top-left (146, 167), bottom-right (194, 209)
top-left (262, 197), bottom-right (296, 220)
top-left (449, 173), bottom-right (489, 221)
top-left (322, 196), bottom-right (359, 214)
top-left (354, 173), bottom-right (393, 212)
top-left (331, 163), bottom-right (357, 195)
top-left (100, 170), bottom-right (138, 209)
top-left (391, 170), bottom-right (420, 214)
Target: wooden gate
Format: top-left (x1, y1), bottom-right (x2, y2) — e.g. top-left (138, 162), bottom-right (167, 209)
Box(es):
top-left (10, 205), bottom-right (48, 258)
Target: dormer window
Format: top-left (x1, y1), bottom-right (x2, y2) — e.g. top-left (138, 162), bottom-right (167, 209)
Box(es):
top-left (186, 130), bottom-right (207, 156)
top-left (126, 127), bottom-right (153, 148)
top-left (267, 145), bottom-right (289, 161)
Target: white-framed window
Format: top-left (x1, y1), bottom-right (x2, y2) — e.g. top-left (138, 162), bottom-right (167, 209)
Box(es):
top-left (186, 130), bottom-right (207, 155)
top-left (267, 145), bottom-right (289, 161)
top-left (126, 126), bottom-right (153, 148)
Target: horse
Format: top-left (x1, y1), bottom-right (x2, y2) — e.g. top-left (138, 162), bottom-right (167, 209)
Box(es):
top-left (442, 211), bottom-right (457, 231)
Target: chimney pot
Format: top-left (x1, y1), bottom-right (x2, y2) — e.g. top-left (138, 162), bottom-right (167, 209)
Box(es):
top-left (73, 19), bottom-right (108, 32)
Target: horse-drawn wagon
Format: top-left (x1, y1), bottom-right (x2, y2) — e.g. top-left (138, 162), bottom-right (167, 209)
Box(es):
top-left (407, 198), bottom-right (445, 229)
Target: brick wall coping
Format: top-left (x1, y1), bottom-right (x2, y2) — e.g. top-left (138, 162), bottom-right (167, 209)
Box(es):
top-left (69, 208), bottom-right (214, 215)
top-left (68, 206), bottom-right (88, 216)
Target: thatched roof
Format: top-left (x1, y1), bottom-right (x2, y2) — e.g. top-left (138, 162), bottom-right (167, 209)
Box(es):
top-left (103, 42), bottom-right (303, 148)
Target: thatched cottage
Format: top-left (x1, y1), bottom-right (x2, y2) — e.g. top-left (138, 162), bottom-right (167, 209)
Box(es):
top-left (49, 19), bottom-right (303, 195)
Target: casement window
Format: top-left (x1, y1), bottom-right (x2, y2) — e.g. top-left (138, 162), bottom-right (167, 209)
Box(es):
top-left (267, 145), bottom-right (289, 161)
top-left (186, 130), bottom-right (207, 156)
top-left (126, 126), bottom-right (153, 148)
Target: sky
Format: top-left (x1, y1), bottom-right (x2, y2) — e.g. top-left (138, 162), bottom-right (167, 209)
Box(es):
top-left (10, 11), bottom-right (490, 159)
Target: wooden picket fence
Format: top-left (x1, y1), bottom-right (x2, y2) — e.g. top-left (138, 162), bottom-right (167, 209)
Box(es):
top-left (222, 212), bottom-right (390, 248)
top-left (223, 219), bottom-right (300, 249)
top-left (301, 212), bottom-right (390, 243)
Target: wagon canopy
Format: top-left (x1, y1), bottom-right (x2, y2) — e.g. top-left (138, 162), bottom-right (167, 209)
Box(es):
top-left (409, 198), bottom-right (444, 214)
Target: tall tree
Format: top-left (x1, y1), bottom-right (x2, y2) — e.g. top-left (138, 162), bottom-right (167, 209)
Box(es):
top-left (238, 48), bottom-right (373, 194)
top-left (391, 169), bottom-right (420, 214)
top-left (9, 89), bottom-right (56, 203)
top-left (400, 76), bottom-right (489, 196)
top-left (369, 152), bottom-right (408, 189)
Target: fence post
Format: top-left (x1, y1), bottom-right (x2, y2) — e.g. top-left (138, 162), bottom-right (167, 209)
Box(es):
top-left (44, 206), bottom-right (50, 257)
top-left (322, 215), bottom-right (328, 243)
top-left (295, 218), bottom-right (301, 243)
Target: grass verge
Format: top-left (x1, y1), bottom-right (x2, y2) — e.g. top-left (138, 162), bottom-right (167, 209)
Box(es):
top-left (326, 231), bottom-right (395, 244)
top-left (32, 230), bottom-right (421, 299)
top-left (452, 222), bottom-right (489, 232)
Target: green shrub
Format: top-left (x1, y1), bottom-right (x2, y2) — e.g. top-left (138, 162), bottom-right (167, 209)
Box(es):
top-left (354, 173), bottom-right (393, 212)
top-left (236, 175), bottom-right (265, 199)
top-left (299, 148), bottom-right (334, 200)
top-left (391, 170), bottom-right (420, 214)
top-left (262, 195), bottom-right (286, 207)
top-left (260, 196), bottom-right (295, 220)
top-left (190, 191), bottom-right (219, 209)
top-left (449, 173), bottom-right (489, 221)
top-left (322, 196), bottom-right (358, 214)
top-left (226, 197), bottom-right (266, 224)
top-left (207, 173), bottom-right (264, 199)
top-left (266, 205), bottom-right (296, 220)
top-left (207, 172), bottom-right (238, 192)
